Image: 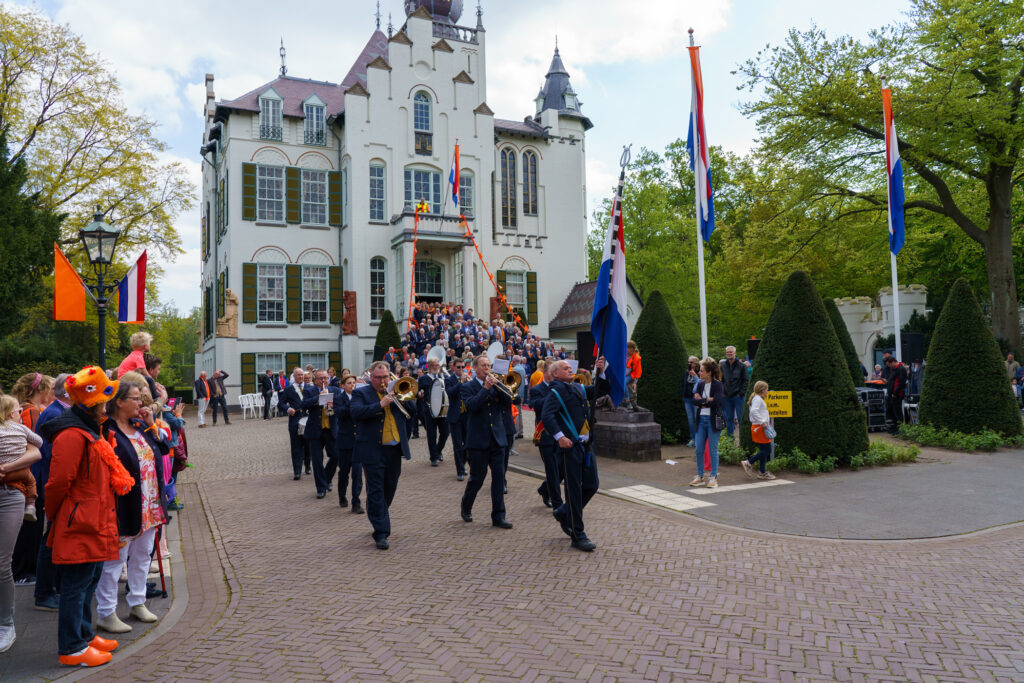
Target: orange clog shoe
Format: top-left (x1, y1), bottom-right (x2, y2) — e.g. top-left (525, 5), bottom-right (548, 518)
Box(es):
top-left (58, 645), bottom-right (112, 667)
top-left (89, 635), bottom-right (119, 652)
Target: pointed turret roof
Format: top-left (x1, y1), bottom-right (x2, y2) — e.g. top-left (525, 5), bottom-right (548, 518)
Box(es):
top-left (536, 47), bottom-right (593, 130)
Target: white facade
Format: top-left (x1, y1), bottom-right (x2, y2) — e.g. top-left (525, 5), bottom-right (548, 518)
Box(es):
top-left (196, 3), bottom-right (592, 402)
top-left (834, 285), bottom-right (928, 369)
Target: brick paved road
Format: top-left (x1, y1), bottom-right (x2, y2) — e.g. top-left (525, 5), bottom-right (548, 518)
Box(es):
top-left (85, 416), bottom-right (1024, 681)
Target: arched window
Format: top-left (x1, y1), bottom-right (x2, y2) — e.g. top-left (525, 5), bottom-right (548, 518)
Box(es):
top-left (370, 257), bottom-right (387, 321)
top-left (500, 148), bottom-right (517, 228)
top-left (522, 151), bottom-right (538, 216)
top-left (413, 91), bottom-right (433, 156)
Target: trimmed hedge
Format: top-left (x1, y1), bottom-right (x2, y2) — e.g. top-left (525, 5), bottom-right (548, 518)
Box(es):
top-left (632, 290), bottom-right (689, 442)
top-left (824, 298), bottom-right (863, 388)
top-left (740, 271), bottom-right (868, 466)
top-left (917, 278), bottom-right (1022, 436)
top-left (374, 309), bottom-right (403, 357)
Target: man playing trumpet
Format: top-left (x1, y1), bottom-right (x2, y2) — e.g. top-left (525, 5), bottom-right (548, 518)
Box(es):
top-left (459, 355), bottom-right (513, 529)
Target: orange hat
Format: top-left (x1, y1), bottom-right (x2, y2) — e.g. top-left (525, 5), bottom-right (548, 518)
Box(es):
top-left (65, 366), bottom-right (119, 408)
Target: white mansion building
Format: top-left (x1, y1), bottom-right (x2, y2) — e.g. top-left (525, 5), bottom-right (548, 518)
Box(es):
top-left (196, 1), bottom-right (596, 399)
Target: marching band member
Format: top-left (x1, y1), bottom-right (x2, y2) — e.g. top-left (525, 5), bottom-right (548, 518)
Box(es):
top-left (459, 355), bottom-right (513, 529)
top-left (445, 358), bottom-right (469, 481)
top-left (416, 357), bottom-right (449, 466)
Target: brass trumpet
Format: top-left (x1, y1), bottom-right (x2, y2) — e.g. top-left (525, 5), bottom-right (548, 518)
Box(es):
top-left (573, 370), bottom-right (592, 386)
top-left (488, 370), bottom-right (522, 399)
top-left (388, 375), bottom-right (418, 419)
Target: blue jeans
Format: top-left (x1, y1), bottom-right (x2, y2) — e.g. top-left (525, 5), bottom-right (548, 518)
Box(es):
top-left (722, 395), bottom-right (744, 436)
top-left (57, 561), bottom-right (102, 655)
top-left (683, 398), bottom-right (698, 443)
top-left (694, 414), bottom-right (722, 478)
top-left (748, 442), bottom-right (772, 473)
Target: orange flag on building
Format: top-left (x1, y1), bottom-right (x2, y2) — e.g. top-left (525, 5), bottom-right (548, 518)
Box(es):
top-left (53, 243), bottom-right (86, 321)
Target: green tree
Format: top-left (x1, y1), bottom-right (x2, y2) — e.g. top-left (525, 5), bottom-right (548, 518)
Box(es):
top-left (738, 0), bottom-right (1024, 352)
top-left (917, 278), bottom-right (1022, 435)
top-left (740, 271), bottom-right (868, 466)
top-left (374, 310), bottom-right (402, 357)
top-left (824, 298), bottom-right (864, 387)
top-left (631, 290), bottom-right (689, 442)
top-left (0, 128), bottom-right (62, 329)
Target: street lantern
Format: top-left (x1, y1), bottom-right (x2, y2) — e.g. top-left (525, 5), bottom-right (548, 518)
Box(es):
top-left (79, 206), bottom-right (121, 268)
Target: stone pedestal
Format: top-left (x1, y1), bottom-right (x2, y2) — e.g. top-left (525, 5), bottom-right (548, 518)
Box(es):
top-left (592, 408), bottom-right (662, 462)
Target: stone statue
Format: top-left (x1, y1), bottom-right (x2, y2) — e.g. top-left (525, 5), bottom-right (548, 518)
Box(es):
top-left (216, 288), bottom-right (239, 338)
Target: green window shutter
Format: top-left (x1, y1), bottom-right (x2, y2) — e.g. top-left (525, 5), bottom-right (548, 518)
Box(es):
top-left (242, 263), bottom-right (257, 324)
top-left (216, 272), bottom-right (225, 318)
top-left (285, 166), bottom-right (301, 224)
top-left (224, 169), bottom-right (229, 228)
top-left (285, 352), bottom-right (300, 373)
top-left (328, 170), bottom-right (342, 226)
top-left (241, 353), bottom-right (256, 394)
top-left (242, 163), bottom-right (257, 221)
top-left (286, 264), bottom-right (301, 324)
top-left (526, 271), bottom-right (538, 325)
top-left (329, 351), bottom-right (341, 372)
top-left (201, 215), bottom-right (207, 259)
top-left (495, 270), bottom-right (507, 321)
top-left (217, 178), bottom-right (225, 238)
top-left (329, 266), bottom-right (343, 324)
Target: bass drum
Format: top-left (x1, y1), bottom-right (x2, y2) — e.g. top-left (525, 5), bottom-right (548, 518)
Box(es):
top-left (429, 378), bottom-right (449, 418)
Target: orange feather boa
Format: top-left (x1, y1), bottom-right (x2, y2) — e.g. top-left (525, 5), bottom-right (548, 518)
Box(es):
top-left (90, 431), bottom-right (135, 495)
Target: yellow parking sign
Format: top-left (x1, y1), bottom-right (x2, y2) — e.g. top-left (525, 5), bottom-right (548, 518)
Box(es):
top-left (766, 391), bottom-right (792, 417)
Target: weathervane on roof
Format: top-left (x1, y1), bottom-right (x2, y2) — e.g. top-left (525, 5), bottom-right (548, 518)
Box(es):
top-left (388, 13), bottom-right (394, 37)
top-left (279, 38), bottom-right (287, 77)
top-left (476, 0), bottom-right (483, 29)
top-left (375, 1), bottom-right (381, 31)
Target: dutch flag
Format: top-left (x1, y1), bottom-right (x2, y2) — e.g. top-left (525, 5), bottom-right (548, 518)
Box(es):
top-left (686, 43), bottom-right (715, 242)
top-left (448, 143), bottom-right (460, 213)
top-left (882, 87), bottom-right (905, 255)
top-left (117, 250), bottom-right (147, 323)
top-left (590, 168), bottom-right (629, 406)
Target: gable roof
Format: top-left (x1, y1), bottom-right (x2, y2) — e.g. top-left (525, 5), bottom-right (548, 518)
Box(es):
top-left (549, 280), bottom-right (643, 330)
top-left (495, 117), bottom-right (549, 139)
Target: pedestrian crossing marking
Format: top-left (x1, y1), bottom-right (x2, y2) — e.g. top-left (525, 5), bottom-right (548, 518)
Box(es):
top-left (609, 485), bottom-right (716, 510)
top-left (688, 479), bottom-right (794, 495)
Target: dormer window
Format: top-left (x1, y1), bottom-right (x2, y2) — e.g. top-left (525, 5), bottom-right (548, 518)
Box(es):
top-left (535, 92), bottom-right (545, 116)
top-left (564, 91), bottom-right (578, 110)
top-left (259, 92), bottom-right (283, 140)
top-left (304, 103), bottom-right (325, 145)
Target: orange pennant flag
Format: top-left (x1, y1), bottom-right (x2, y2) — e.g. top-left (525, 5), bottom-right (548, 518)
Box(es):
top-left (53, 243), bottom-right (86, 321)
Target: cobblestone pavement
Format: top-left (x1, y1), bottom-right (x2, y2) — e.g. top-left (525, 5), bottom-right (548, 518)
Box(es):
top-left (79, 414), bottom-right (1024, 681)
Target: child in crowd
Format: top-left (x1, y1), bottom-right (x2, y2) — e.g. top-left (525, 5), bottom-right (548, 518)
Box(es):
top-left (0, 394), bottom-right (42, 521)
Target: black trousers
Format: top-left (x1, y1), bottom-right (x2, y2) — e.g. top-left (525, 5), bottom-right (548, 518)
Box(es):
top-left (422, 413), bottom-right (449, 461)
top-left (462, 443), bottom-right (506, 520)
top-left (307, 433), bottom-right (335, 494)
top-left (288, 421), bottom-right (310, 476)
top-left (448, 421), bottom-right (467, 476)
top-left (210, 395), bottom-right (229, 423)
top-left (887, 396), bottom-right (904, 432)
top-left (333, 447), bottom-right (363, 504)
top-left (363, 446), bottom-right (403, 541)
top-left (557, 445), bottom-right (599, 539)
top-left (537, 443), bottom-right (564, 508)
top-left (261, 391), bottom-right (273, 419)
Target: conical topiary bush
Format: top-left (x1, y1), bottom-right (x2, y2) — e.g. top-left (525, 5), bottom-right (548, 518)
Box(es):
top-left (824, 298), bottom-right (864, 388)
top-left (631, 290), bottom-right (689, 442)
top-left (740, 271), bottom-right (868, 466)
top-left (374, 309), bottom-right (403, 358)
top-left (918, 278), bottom-right (1022, 436)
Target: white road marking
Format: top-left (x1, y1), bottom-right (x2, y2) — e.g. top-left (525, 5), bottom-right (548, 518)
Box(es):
top-left (609, 485), bottom-right (716, 510)
top-left (688, 479), bottom-right (794, 495)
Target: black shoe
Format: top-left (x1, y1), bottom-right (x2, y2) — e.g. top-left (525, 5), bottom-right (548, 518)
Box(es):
top-left (461, 511), bottom-right (473, 523)
top-left (457, 474), bottom-right (465, 482)
top-left (553, 507), bottom-right (572, 537)
top-left (352, 502), bottom-right (364, 514)
top-left (339, 496), bottom-right (348, 507)
top-left (225, 420), bottom-right (231, 425)
top-left (571, 536), bottom-right (596, 552)
top-left (541, 494), bottom-right (552, 508)
top-left (327, 483), bottom-right (333, 492)
top-left (503, 484), bottom-right (508, 495)
top-left (430, 460), bottom-right (439, 467)
top-left (293, 474), bottom-right (301, 480)
top-left (492, 517), bottom-right (513, 529)
top-left (305, 467), bottom-right (312, 475)
top-left (316, 491), bottom-right (326, 499)
top-left (146, 585), bottom-right (164, 598)
top-left (375, 538), bottom-right (389, 550)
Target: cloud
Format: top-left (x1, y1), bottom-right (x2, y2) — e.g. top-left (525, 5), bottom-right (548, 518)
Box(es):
top-left (154, 247), bottom-right (201, 314)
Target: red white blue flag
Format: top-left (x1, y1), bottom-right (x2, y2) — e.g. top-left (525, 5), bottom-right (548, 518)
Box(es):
top-left (882, 87), bottom-right (905, 255)
top-left (590, 167), bottom-right (628, 405)
top-left (447, 143), bottom-right (460, 212)
top-left (686, 44), bottom-right (715, 242)
top-left (117, 250), bottom-right (146, 323)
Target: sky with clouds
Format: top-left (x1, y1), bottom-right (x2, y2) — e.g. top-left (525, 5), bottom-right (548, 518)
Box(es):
top-left (12, 0), bottom-right (912, 312)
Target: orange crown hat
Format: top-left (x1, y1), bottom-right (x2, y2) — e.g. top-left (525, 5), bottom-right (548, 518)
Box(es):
top-left (65, 366), bottom-right (119, 408)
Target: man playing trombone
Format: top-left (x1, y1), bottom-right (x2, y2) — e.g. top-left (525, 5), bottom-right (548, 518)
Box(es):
top-left (350, 362), bottom-right (414, 550)
top-left (459, 354), bottom-right (514, 529)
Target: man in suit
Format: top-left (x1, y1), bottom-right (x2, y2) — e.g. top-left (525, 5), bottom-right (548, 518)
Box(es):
top-left (528, 357), bottom-right (561, 510)
top-left (259, 369), bottom-right (275, 420)
top-left (208, 369), bottom-right (231, 425)
top-left (327, 367), bottom-right (342, 389)
top-left (280, 367), bottom-right (313, 480)
top-left (331, 374), bottom-right (363, 513)
top-left (299, 369), bottom-right (344, 499)
top-left (541, 358), bottom-right (607, 552)
top-left (459, 355), bottom-right (513, 529)
top-left (445, 358), bottom-right (469, 481)
top-left (417, 357), bottom-right (450, 467)
top-left (350, 361), bottom-right (412, 550)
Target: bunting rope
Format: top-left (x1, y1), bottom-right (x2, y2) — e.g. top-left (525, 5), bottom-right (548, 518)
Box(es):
top-left (407, 199), bottom-right (430, 328)
top-left (460, 217), bottom-right (530, 334)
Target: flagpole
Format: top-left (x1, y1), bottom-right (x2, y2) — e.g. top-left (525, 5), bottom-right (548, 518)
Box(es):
top-left (882, 77), bottom-right (902, 362)
top-left (891, 252), bottom-right (902, 361)
top-left (690, 29), bottom-right (709, 360)
top-left (599, 146), bottom-right (632, 359)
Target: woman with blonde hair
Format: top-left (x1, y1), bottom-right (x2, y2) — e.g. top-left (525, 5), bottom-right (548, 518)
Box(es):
top-left (743, 381), bottom-right (776, 480)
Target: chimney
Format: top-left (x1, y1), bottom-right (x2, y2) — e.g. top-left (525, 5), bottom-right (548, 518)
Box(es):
top-left (205, 73), bottom-right (215, 119)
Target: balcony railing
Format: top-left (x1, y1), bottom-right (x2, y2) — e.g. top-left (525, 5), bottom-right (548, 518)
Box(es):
top-left (390, 207), bottom-right (473, 244)
top-left (304, 128), bottom-right (326, 145)
top-left (433, 21), bottom-right (479, 44)
top-left (259, 123), bottom-right (283, 141)
top-left (415, 132), bottom-right (433, 156)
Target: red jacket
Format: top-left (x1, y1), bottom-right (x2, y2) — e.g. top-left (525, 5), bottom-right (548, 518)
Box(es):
top-left (43, 413), bottom-right (120, 565)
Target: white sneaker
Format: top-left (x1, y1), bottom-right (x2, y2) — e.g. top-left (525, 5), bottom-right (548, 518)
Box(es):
top-left (23, 504), bottom-right (36, 522)
top-left (706, 477), bottom-right (718, 489)
top-left (688, 475), bottom-right (704, 487)
top-left (741, 460), bottom-right (754, 478)
top-left (97, 612), bottom-right (132, 633)
top-left (757, 471), bottom-right (776, 480)
top-left (131, 604), bottom-right (158, 623)
top-left (0, 625), bottom-right (15, 653)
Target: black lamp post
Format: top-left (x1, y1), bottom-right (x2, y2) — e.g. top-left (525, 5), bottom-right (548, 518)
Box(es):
top-left (79, 206), bottom-right (121, 369)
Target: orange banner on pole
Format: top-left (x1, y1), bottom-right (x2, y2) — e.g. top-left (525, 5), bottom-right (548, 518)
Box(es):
top-left (460, 218), bottom-right (530, 334)
top-left (53, 243), bottom-right (86, 321)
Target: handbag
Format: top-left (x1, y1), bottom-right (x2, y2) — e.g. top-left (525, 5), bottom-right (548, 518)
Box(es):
top-left (713, 410), bottom-right (726, 432)
top-left (751, 424), bottom-right (771, 444)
